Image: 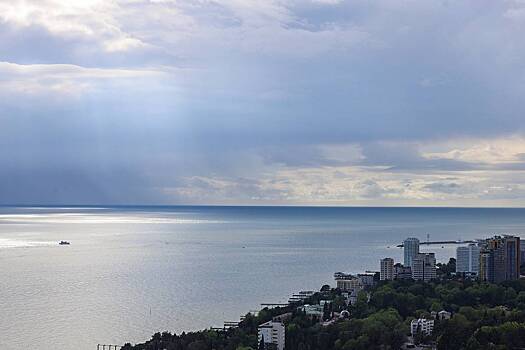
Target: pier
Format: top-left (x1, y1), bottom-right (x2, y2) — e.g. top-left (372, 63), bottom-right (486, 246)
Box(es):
top-left (396, 240), bottom-right (477, 248)
top-left (211, 290), bottom-right (313, 330)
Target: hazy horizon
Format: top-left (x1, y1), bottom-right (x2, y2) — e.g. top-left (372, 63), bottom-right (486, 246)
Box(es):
top-left (6, 204), bottom-right (525, 209)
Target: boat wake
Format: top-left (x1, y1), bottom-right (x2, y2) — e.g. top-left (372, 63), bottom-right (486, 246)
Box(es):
top-left (0, 238), bottom-right (57, 249)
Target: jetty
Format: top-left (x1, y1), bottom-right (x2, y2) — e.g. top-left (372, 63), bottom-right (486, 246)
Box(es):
top-left (396, 239), bottom-right (477, 248)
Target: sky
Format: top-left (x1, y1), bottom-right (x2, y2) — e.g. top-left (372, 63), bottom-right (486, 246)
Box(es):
top-left (2, 0), bottom-right (525, 206)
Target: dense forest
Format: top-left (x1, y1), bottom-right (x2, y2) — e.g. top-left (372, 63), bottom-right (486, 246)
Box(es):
top-left (123, 260), bottom-right (525, 350)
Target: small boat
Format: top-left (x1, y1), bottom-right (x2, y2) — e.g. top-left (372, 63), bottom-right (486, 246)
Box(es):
top-left (59, 241), bottom-right (70, 245)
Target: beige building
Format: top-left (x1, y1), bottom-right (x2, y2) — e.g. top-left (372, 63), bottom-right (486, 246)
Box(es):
top-left (334, 273), bottom-right (364, 292)
top-left (380, 258), bottom-right (394, 280)
top-left (412, 253), bottom-right (436, 282)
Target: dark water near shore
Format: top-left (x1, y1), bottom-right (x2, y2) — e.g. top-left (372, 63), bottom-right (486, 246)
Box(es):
top-left (1, 206), bottom-right (524, 350)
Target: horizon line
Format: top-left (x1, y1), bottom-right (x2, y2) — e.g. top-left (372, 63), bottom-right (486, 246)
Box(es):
top-left (2, 204), bottom-right (525, 209)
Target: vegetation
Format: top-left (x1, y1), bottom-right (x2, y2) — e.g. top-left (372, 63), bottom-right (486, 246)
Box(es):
top-left (123, 260), bottom-right (525, 350)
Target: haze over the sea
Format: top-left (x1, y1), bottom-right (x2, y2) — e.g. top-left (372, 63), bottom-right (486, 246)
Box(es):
top-left (2, 1), bottom-right (525, 207)
top-left (1, 205), bottom-right (525, 350)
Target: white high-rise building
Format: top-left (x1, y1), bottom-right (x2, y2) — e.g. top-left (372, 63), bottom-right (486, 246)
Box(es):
top-left (258, 320), bottom-right (285, 350)
top-left (410, 318), bottom-right (434, 336)
top-left (412, 253), bottom-right (436, 282)
top-left (380, 258), bottom-right (394, 280)
top-left (404, 237), bottom-right (420, 267)
top-left (456, 244), bottom-right (480, 275)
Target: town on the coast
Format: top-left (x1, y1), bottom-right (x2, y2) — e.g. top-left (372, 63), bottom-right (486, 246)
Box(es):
top-left (123, 234), bottom-right (525, 350)
top-left (250, 235), bottom-right (523, 350)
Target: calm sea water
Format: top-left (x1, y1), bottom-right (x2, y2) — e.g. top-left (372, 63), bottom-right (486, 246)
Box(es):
top-left (1, 206), bottom-right (525, 350)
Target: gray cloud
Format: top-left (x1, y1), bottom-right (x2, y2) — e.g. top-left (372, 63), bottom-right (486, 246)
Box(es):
top-left (2, 0), bottom-right (525, 204)
top-left (423, 182), bottom-right (462, 194)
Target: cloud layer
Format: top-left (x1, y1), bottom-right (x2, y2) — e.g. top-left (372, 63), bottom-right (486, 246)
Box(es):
top-left (2, 0), bottom-right (525, 205)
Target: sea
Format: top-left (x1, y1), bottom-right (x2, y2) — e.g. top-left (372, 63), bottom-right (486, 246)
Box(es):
top-left (1, 205), bottom-right (525, 350)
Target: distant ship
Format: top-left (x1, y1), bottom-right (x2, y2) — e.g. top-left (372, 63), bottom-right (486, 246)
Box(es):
top-left (59, 241), bottom-right (70, 245)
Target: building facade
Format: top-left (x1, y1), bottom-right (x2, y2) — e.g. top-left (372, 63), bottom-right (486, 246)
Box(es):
top-left (520, 239), bottom-right (525, 270)
top-left (492, 237), bottom-right (506, 283)
top-left (380, 258), bottom-right (394, 281)
top-left (334, 273), bottom-right (364, 292)
top-left (479, 249), bottom-right (495, 283)
top-left (410, 319), bottom-right (434, 336)
top-left (504, 235), bottom-right (521, 280)
top-left (357, 273), bottom-right (375, 288)
top-left (258, 320), bottom-right (285, 350)
top-left (411, 253), bottom-right (436, 282)
top-left (298, 304), bottom-right (324, 319)
top-left (479, 235), bottom-right (521, 283)
top-left (393, 263), bottom-right (412, 280)
top-left (456, 244), bottom-right (481, 275)
top-left (437, 310), bottom-right (451, 320)
top-left (404, 237), bottom-right (420, 267)
top-left (521, 241), bottom-right (525, 270)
